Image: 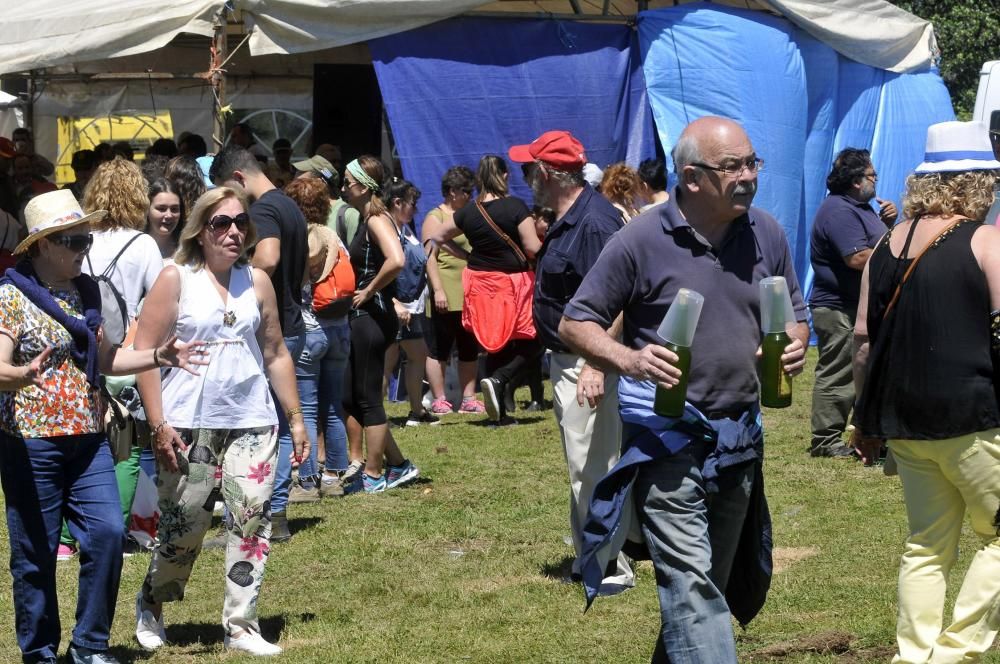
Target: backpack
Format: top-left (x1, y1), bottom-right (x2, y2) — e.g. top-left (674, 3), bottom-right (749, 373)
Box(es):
top-left (312, 234), bottom-right (356, 319)
top-left (86, 232), bottom-right (143, 347)
top-left (395, 225), bottom-right (428, 303)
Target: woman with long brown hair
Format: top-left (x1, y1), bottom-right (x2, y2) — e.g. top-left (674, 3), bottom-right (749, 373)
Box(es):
top-left (340, 156), bottom-right (420, 493)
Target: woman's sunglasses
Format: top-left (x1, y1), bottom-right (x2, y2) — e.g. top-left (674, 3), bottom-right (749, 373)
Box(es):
top-left (48, 233), bottom-right (93, 253)
top-left (206, 212), bottom-right (251, 235)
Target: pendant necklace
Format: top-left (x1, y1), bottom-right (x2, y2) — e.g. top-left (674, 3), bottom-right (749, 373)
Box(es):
top-left (223, 310), bottom-right (236, 327)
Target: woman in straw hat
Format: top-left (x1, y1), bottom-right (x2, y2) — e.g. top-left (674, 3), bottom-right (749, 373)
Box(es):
top-left (0, 189), bottom-right (207, 664)
top-left (131, 186), bottom-right (307, 656)
top-left (853, 120), bottom-right (1000, 663)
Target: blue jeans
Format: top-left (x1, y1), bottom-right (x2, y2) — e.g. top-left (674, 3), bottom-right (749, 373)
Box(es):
top-left (271, 331), bottom-right (308, 514)
top-left (632, 442), bottom-right (754, 664)
top-left (316, 320), bottom-right (351, 473)
top-left (0, 433), bottom-right (124, 662)
top-left (290, 326), bottom-right (333, 485)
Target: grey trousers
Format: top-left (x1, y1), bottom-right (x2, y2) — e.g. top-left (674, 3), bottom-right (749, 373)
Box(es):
top-left (810, 306), bottom-right (855, 453)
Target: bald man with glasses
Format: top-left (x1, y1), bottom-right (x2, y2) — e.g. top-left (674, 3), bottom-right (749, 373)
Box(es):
top-left (560, 116), bottom-right (808, 663)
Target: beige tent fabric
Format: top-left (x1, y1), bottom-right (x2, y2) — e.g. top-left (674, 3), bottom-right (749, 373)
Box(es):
top-left (759, 0), bottom-right (938, 73)
top-left (0, 0), bottom-right (936, 77)
top-left (243, 0), bottom-right (491, 56)
top-left (0, 0), bottom-right (220, 76)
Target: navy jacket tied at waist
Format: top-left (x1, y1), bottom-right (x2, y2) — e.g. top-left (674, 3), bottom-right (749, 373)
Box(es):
top-left (579, 376), bottom-right (773, 626)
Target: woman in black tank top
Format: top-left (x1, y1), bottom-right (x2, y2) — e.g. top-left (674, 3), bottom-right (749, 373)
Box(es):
top-left (339, 156), bottom-right (420, 493)
top-left (852, 125), bottom-right (1000, 664)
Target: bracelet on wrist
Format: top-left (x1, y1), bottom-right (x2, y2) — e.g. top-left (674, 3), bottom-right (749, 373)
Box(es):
top-left (286, 406), bottom-right (303, 420)
top-left (153, 347), bottom-right (163, 368)
top-left (151, 420), bottom-right (169, 436)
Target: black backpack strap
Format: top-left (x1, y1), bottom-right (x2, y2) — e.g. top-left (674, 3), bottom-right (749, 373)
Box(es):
top-left (102, 232), bottom-right (144, 278)
top-left (336, 204), bottom-right (349, 245)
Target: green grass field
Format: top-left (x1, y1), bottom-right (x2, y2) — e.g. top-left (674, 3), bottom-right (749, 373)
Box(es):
top-left (0, 349), bottom-right (996, 663)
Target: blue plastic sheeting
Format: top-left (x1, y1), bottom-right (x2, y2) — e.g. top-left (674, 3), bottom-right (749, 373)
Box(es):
top-left (638, 2), bottom-right (955, 285)
top-left (370, 17), bottom-right (656, 228)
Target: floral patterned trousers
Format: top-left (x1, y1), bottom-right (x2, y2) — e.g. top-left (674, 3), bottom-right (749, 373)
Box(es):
top-left (139, 425), bottom-right (278, 636)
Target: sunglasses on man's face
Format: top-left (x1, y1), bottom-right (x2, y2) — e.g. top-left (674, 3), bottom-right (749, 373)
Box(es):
top-left (206, 212), bottom-right (251, 235)
top-left (48, 233), bottom-right (93, 253)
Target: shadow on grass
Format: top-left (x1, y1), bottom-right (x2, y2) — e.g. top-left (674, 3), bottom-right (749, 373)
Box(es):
top-left (287, 516), bottom-right (323, 536)
top-left (162, 613), bottom-right (289, 647)
top-left (466, 415), bottom-right (547, 428)
top-left (539, 555), bottom-right (576, 583)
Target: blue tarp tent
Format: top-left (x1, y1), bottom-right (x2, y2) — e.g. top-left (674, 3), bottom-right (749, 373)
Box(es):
top-left (638, 2), bottom-right (955, 286)
top-left (370, 17), bottom-right (656, 218)
top-left (371, 4), bottom-right (955, 286)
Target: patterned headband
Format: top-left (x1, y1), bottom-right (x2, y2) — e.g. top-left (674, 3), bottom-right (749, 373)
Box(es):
top-left (346, 159), bottom-right (380, 194)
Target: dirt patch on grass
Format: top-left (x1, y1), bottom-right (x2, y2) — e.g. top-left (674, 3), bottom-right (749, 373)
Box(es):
top-left (838, 645), bottom-right (898, 662)
top-left (772, 545), bottom-right (819, 573)
top-left (750, 630), bottom-right (853, 659)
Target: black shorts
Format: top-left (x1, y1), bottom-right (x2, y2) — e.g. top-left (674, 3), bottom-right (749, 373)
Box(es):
top-left (396, 312), bottom-right (426, 342)
top-left (426, 310), bottom-right (480, 362)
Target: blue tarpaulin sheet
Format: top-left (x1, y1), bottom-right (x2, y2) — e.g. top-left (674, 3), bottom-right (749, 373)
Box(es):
top-left (638, 2), bottom-right (955, 284)
top-left (370, 17), bottom-right (656, 229)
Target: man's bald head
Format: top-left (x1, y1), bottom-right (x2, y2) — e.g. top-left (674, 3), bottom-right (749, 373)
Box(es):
top-left (672, 117), bottom-right (750, 174)
top-left (671, 116), bottom-right (759, 223)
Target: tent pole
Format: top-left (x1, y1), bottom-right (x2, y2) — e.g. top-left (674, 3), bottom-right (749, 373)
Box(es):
top-left (26, 71), bottom-right (36, 134)
top-left (211, 7), bottom-right (228, 152)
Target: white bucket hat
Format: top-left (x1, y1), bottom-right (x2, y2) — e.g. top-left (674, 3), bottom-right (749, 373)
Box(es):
top-left (914, 120), bottom-right (1000, 174)
top-left (15, 189), bottom-right (106, 255)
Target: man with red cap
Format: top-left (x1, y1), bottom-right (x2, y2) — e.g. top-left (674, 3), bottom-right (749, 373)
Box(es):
top-left (508, 130), bottom-right (633, 593)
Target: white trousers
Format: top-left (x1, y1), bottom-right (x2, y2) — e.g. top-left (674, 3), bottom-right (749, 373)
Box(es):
top-left (550, 352), bottom-right (634, 589)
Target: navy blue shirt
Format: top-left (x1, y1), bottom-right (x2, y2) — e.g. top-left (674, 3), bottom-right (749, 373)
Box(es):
top-left (533, 184), bottom-right (624, 353)
top-left (808, 193), bottom-right (887, 311)
top-left (563, 189), bottom-right (807, 413)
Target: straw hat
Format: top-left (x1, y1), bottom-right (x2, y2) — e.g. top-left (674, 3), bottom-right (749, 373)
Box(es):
top-left (914, 120), bottom-right (1000, 174)
top-left (15, 189), bottom-right (106, 254)
top-left (307, 224), bottom-right (339, 282)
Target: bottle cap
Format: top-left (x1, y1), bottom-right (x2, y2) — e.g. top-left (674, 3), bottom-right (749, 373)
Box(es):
top-left (759, 276), bottom-right (796, 333)
top-left (657, 288), bottom-right (704, 346)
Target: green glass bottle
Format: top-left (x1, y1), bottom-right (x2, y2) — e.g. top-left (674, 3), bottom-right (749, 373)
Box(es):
top-left (760, 331), bottom-right (792, 408)
top-left (653, 342), bottom-right (692, 417)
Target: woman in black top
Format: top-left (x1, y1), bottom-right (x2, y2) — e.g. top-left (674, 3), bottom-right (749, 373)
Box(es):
top-left (430, 155), bottom-right (542, 422)
top-left (853, 121), bottom-right (1000, 664)
top-left (340, 156), bottom-right (419, 493)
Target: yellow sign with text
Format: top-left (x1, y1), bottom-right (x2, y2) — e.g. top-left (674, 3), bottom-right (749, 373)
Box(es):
top-left (56, 111), bottom-right (173, 185)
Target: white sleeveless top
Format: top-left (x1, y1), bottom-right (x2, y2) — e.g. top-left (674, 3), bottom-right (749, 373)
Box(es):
top-left (160, 263), bottom-right (277, 429)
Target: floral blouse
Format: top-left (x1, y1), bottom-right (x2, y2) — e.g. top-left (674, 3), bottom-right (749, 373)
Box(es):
top-left (0, 284), bottom-right (103, 438)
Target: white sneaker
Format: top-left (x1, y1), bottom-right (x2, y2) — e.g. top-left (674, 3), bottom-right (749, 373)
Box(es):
top-left (134, 594), bottom-right (166, 651)
top-left (224, 631), bottom-right (282, 656)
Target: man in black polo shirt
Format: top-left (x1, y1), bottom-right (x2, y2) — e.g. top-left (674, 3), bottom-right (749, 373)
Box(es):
top-left (560, 117), bottom-right (808, 662)
top-left (808, 149), bottom-right (896, 458)
top-left (508, 131), bottom-right (632, 592)
top-left (211, 146), bottom-right (308, 542)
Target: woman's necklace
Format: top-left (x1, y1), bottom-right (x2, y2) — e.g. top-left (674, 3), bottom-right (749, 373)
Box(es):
top-left (223, 310), bottom-right (236, 327)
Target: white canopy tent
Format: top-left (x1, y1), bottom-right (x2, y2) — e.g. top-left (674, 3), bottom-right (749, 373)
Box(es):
top-left (1, 0), bottom-right (937, 77)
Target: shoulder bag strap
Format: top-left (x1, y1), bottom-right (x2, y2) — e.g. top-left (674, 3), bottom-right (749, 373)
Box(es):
top-left (475, 199), bottom-right (528, 269)
top-left (103, 232), bottom-right (145, 278)
top-left (882, 217), bottom-right (965, 320)
top-left (336, 204), bottom-right (349, 244)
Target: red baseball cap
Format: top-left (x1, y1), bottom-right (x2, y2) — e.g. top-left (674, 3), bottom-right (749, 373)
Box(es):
top-left (508, 130), bottom-right (587, 171)
top-left (0, 138), bottom-right (15, 159)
